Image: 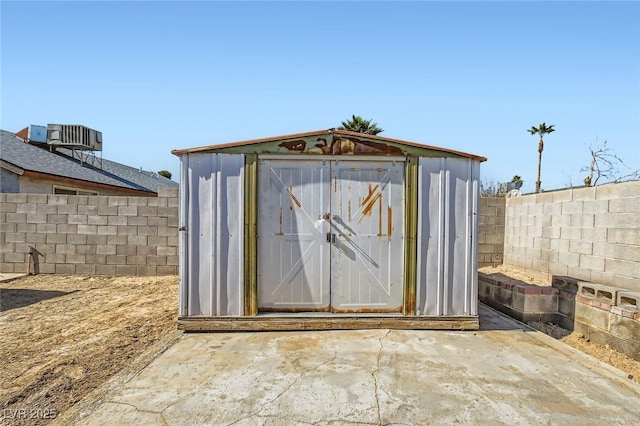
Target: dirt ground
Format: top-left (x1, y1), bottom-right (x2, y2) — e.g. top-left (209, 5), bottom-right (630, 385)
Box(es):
top-left (1, 272), bottom-right (638, 425)
top-left (480, 265), bottom-right (640, 384)
top-left (0, 275), bottom-right (178, 425)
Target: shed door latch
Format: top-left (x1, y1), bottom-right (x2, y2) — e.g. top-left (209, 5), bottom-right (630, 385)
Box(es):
top-left (326, 233), bottom-right (336, 243)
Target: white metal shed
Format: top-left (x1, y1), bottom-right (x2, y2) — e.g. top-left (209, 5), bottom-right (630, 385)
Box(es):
top-left (172, 129), bottom-right (486, 330)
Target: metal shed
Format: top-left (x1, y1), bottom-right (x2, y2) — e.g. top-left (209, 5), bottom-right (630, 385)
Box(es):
top-left (172, 129), bottom-right (486, 331)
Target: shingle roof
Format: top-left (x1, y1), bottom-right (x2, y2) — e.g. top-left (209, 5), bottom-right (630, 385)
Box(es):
top-left (0, 129), bottom-right (178, 193)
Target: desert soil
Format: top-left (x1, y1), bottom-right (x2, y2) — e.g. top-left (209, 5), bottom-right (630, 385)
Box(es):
top-left (479, 265), bottom-right (640, 384)
top-left (0, 275), bottom-right (178, 425)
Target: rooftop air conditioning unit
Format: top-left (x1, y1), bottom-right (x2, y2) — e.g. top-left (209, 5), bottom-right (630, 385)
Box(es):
top-left (47, 124), bottom-right (103, 151)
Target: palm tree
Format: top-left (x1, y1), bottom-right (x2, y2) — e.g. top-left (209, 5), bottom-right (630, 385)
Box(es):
top-left (338, 115), bottom-right (384, 135)
top-left (528, 122), bottom-right (556, 193)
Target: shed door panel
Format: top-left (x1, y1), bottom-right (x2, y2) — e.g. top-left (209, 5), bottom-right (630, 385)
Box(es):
top-left (330, 160), bottom-right (405, 312)
top-left (257, 160), bottom-right (330, 311)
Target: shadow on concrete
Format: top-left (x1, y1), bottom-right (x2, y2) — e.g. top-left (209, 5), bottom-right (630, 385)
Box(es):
top-left (0, 288), bottom-right (78, 312)
top-left (478, 303), bottom-right (531, 331)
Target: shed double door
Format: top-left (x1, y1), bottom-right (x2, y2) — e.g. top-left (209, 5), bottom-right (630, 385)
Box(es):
top-left (257, 158), bottom-right (404, 313)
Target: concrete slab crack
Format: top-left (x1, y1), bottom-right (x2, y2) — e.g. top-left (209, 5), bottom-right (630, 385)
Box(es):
top-left (372, 330), bottom-right (390, 426)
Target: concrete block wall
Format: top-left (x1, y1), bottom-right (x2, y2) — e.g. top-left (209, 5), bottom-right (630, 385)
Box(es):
top-left (477, 197), bottom-right (506, 267)
top-left (0, 188), bottom-right (179, 275)
top-left (503, 181), bottom-right (640, 291)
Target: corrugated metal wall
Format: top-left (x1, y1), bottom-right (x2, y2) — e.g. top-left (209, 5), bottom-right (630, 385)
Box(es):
top-left (416, 157), bottom-right (480, 316)
top-left (179, 153), bottom-right (245, 317)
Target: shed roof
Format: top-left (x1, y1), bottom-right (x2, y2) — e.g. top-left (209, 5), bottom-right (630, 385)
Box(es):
top-left (1, 129), bottom-right (178, 194)
top-left (172, 129), bottom-right (487, 162)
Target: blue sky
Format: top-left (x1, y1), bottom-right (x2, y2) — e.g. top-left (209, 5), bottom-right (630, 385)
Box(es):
top-left (2, 1), bottom-right (639, 193)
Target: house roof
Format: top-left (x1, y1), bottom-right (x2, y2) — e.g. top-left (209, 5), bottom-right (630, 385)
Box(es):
top-left (172, 129), bottom-right (487, 162)
top-left (0, 129), bottom-right (178, 194)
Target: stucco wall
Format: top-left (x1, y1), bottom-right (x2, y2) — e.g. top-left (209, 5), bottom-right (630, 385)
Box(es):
top-left (0, 168), bottom-right (20, 193)
top-left (0, 188), bottom-right (178, 275)
top-left (503, 181), bottom-right (639, 291)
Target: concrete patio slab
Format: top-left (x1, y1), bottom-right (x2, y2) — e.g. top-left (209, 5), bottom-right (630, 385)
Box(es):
top-left (63, 305), bottom-right (640, 425)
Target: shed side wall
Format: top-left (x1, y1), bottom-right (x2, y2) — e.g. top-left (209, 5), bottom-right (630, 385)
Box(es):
top-left (417, 157), bottom-right (480, 316)
top-left (180, 153), bottom-right (244, 317)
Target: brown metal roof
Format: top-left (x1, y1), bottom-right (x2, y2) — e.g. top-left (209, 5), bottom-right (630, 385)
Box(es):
top-left (171, 129), bottom-right (487, 162)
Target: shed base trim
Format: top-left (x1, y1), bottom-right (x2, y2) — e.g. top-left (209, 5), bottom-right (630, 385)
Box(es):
top-left (178, 316), bottom-right (479, 331)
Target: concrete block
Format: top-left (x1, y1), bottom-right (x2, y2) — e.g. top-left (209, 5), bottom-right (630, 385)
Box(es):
top-left (26, 194), bottom-right (48, 204)
top-left (575, 302), bottom-right (610, 331)
top-left (88, 215), bottom-right (109, 225)
top-left (47, 195), bottom-right (67, 205)
top-left (148, 236), bottom-right (167, 246)
top-left (76, 244), bottom-right (96, 254)
top-left (55, 244), bottom-right (76, 255)
top-left (158, 207), bottom-right (178, 217)
top-left (571, 186), bottom-right (596, 201)
top-left (580, 228), bottom-right (607, 242)
top-left (617, 292), bottom-right (639, 311)
top-left (4, 232), bottom-right (27, 243)
top-left (569, 214), bottom-right (594, 228)
top-left (25, 213), bottom-right (46, 223)
top-left (137, 265), bottom-right (158, 276)
top-left (45, 233), bottom-right (66, 244)
top-left (138, 206), bottom-right (159, 216)
top-left (77, 225), bottom-right (98, 234)
top-left (147, 216), bottom-right (168, 227)
top-left (97, 225), bottom-right (118, 235)
top-left (95, 265), bottom-right (116, 275)
top-left (108, 196), bottom-right (129, 206)
top-left (558, 252), bottom-right (580, 268)
top-left (167, 237), bottom-right (179, 248)
top-left (157, 266), bottom-right (178, 275)
top-left (138, 226), bottom-right (158, 236)
top-left (36, 204), bottom-right (58, 214)
top-left (159, 187), bottom-right (179, 198)
top-left (605, 258), bottom-right (639, 278)
top-left (68, 195), bottom-right (89, 205)
top-left (158, 226), bottom-right (177, 237)
top-left (55, 224), bottom-right (77, 234)
top-left (128, 216), bottom-right (148, 226)
top-left (116, 225), bottom-right (137, 235)
top-left (116, 265), bottom-right (137, 275)
top-left (559, 227), bottom-right (581, 240)
top-left (127, 235), bottom-right (148, 245)
top-left (16, 203), bottom-right (37, 214)
top-left (57, 204), bottom-right (78, 215)
top-left (0, 263), bottom-right (15, 273)
top-left (75, 264), bottom-right (96, 275)
top-left (16, 223), bottom-right (36, 233)
top-left (107, 235), bottom-right (128, 245)
top-left (157, 246), bottom-right (177, 256)
top-left (5, 193), bottom-right (27, 203)
top-left (608, 313), bottom-right (640, 341)
top-left (96, 245), bottom-right (117, 255)
top-left (97, 205), bottom-right (118, 216)
top-left (167, 197), bottom-right (179, 208)
top-left (136, 246), bottom-right (157, 255)
top-left (78, 205), bottom-right (98, 215)
top-left (596, 180), bottom-right (640, 199)
top-left (552, 276), bottom-right (579, 294)
top-left (126, 255), bottom-right (147, 265)
top-left (106, 255), bottom-right (127, 265)
top-left (85, 254), bottom-right (107, 265)
top-left (595, 213), bottom-right (638, 229)
top-left (4, 252), bottom-right (26, 262)
top-left (55, 263), bottom-right (76, 274)
top-left (118, 205), bottom-right (138, 216)
top-left (0, 223), bottom-right (16, 234)
top-left (116, 245), bottom-right (137, 256)
top-left (147, 255), bottom-right (167, 266)
top-left (561, 200), bottom-right (583, 214)
top-left (606, 228), bottom-right (640, 245)
top-left (578, 255), bottom-right (605, 272)
top-left (65, 254), bottom-right (86, 264)
top-left (37, 263), bottom-right (56, 274)
top-left (65, 214), bottom-right (86, 225)
top-left (127, 197), bottom-right (149, 206)
top-left (578, 282), bottom-right (617, 305)
top-left (36, 223), bottom-right (57, 234)
top-left (593, 243), bottom-right (638, 263)
top-left (88, 196), bottom-right (109, 206)
top-left (107, 215), bottom-right (128, 226)
top-left (87, 235), bottom-right (107, 245)
top-left (608, 197), bottom-right (639, 213)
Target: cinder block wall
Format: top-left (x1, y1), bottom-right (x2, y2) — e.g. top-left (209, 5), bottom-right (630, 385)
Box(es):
top-left (0, 188), bottom-right (179, 275)
top-left (504, 181), bottom-right (639, 290)
top-left (478, 197), bottom-right (506, 267)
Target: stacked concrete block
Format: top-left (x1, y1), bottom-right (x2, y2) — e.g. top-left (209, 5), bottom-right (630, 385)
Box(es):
top-left (504, 181), bottom-right (640, 291)
top-left (0, 187), bottom-right (179, 276)
top-left (477, 197), bottom-right (506, 267)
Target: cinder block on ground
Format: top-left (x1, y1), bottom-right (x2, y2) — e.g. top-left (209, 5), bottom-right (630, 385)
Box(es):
top-left (551, 276), bottom-right (579, 294)
top-left (578, 282), bottom-right (617, 305)
top-left (617, 291), bottom-right (640, 311)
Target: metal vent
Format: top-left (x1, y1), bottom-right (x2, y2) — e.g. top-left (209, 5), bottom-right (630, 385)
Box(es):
top-left (47, 124), bottom-right (103, 151)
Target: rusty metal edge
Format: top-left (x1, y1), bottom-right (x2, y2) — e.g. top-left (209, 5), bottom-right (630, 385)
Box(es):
top-left (244, 154), bottom-right (258, 316)
top-left (403, 157), bottom-right (419, 316)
